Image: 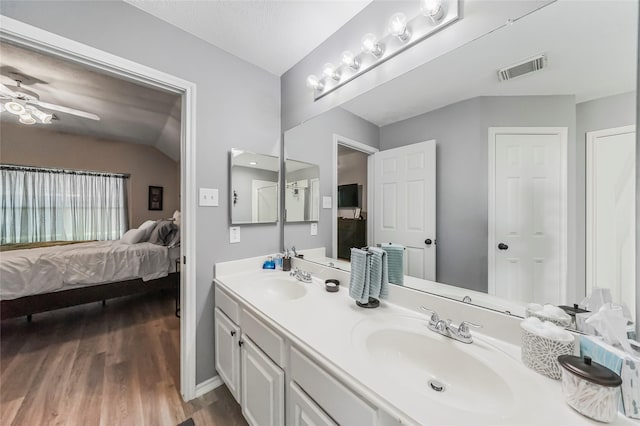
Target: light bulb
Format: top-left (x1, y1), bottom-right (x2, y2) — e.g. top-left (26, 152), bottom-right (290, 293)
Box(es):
top-left (19, 113), bottom-right (36, 125)
top-left (361, 33), bottom-right (383, 57)
top-left (341, 50), bottom-right (360, 70)
top-left (305, 74), bottom-right (324, 91)
top-left (28, 107), bottom-right (53, 124)
top-left (322, 63), bottom-right (339, 81)
top-left (5, 101), bottom-right (25, 116)
top-left (388, 12), bottom-right (410, 41)
top-left (421, 0), bottom-right (444, 22)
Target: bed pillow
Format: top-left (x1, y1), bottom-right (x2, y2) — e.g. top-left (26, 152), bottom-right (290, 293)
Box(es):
top-left (167, 228), bottom-right (180, 248)
top-left (148, 220), bottom-right (178, 246)
top-left (121, 228), bottom-right (146, 244)
top-left (172, 210), bottom-right (181, 227)
top-left (139, 220), bottom-right (158, 241)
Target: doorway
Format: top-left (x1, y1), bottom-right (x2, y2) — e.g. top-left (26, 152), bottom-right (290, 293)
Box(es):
top-left (331, 134), bottom-right (377, 260)
top-left (1, 17), bottom-right (198, 400)
top-left (488, 127), bottom-right (568, 304)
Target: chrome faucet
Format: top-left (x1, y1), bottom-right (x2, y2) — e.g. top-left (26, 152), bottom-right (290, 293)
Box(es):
top-left (420, 306), bottom-right (482, 344)
top-left (290, 267), bottom-right (312, 283)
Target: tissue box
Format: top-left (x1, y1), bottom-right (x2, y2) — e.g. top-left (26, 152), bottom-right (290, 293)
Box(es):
top-left (580, 336), bottom-right (640, 419)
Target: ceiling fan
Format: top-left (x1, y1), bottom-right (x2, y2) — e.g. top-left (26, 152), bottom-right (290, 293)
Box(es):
top-left (0, 73), bottom-right (100, 125)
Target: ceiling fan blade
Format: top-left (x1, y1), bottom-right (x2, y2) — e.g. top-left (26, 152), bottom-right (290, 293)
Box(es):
top-left (30, 100), bottom-right (101, 121)
top-left (0, 83), bottom-right (18, 98)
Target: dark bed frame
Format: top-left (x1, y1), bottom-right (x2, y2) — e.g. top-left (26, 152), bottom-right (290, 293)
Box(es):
top-left (1, 272), bottom-right (179, 320)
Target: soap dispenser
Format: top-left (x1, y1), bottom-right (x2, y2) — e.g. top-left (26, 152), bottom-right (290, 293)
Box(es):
top-left (262, 256), bottom-right (276, 269)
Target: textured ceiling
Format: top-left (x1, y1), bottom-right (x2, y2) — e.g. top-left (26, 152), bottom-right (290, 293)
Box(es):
top-left (124, 0), bottom-right (372, 76)
top-left (0, 42), bottom-right (182, 160)
top-left (341, 1), bottom-right (638, 126)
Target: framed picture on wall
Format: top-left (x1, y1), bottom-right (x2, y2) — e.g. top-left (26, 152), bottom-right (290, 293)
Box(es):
top-left (148, 186), bottom-right (163, 211)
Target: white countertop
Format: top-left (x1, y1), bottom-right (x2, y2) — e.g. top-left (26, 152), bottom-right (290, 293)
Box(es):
top-left (215, 266), bottom-right (634, 426)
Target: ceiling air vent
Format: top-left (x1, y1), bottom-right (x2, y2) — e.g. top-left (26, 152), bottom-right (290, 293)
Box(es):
top-left (498, 54), bottom-right (547, 82)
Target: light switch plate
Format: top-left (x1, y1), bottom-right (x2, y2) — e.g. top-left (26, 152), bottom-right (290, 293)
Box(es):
top-left (310, 223), bottom-right (318, 236)
top-left (199, 188), bottom-right (219, 206)
top-left (322, 196), bottom-right (332, 209)
top-left (229, 226), bottom-right (240, 243)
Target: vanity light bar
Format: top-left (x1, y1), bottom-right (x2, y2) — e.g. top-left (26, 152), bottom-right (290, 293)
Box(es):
top-left (306, 0), bottom-right (460, 101)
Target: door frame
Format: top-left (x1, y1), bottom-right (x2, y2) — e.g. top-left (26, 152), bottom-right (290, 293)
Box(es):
top-left (0, 16), bottom-right (199, 400)
top-left (332, 134), bottom-right (378, 259)
top-left (487, 127), bottom-right (568, 301)
top-left (586, 124), bottom-right (636, 295)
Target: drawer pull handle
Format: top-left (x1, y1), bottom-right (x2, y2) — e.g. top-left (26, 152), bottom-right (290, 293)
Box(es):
top-left (230, 330), bottom-right (236, 337)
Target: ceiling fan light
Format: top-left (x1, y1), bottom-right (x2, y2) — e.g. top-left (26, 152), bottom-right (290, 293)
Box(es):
top-left (19, 113), bottom-right (36, 125)
top-left (29, 107), bottom-right (53, 124)
top-left (5, 101), bottom-right (25, 116)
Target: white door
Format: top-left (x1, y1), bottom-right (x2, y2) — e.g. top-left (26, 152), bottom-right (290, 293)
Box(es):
top-left (587, 125), bottom-right (636, 315)
top-left (373, 140), bottom-right (436, 280)
top-left (288, 382), bottom-right (336, 426)
top-left (488, 127), bottom-right (567, 304)
top-left (241, 335), bottom-right (285, 426)
top-left (214, 308), bottom-right (241, 402)
top-left (252, 180), bottom-right (278, 222)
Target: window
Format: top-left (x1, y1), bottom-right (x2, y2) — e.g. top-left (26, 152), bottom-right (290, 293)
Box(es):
top-left (1, 165), bottom-right (129, 243)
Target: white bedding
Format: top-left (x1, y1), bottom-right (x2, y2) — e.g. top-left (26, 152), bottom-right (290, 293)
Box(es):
top-left (0, 241), bottom-right (171, 300)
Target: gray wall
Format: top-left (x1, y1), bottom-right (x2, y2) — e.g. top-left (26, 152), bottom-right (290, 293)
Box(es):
top-left (284, 107), bottom-right (379, 255)
top-left (576, 91), bottom-right (637, 299)
top-left (380, 96), bottom-right (576, 294)
top-left (230, 166), bottom-right (278, 224)
top-left (281, 0), bottom-right (550, 131)
top-left (1, 1), bottom-right (281, 384)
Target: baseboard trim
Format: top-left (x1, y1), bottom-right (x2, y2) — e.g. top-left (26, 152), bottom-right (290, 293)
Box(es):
top-left (195, 375), bottom-right (224, 397)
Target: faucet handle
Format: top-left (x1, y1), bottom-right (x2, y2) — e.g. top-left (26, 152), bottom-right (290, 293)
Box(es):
top-left (419, 306), bottom-right (440, 326)
top-left (457, 321), bottom-right (482, 338)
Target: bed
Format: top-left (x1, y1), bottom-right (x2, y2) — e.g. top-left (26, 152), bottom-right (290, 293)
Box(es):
top-left (0, 218), bottom-right (181, 320)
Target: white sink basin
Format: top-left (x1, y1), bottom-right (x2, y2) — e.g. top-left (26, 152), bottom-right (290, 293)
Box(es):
top-left (351, 315), bottom-right (518, 415)
top-left (256, 277), bottom-right (307, 301)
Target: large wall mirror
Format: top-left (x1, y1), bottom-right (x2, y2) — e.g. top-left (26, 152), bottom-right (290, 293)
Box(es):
top-left (230, 149), bottom-right (280, 224)
top-left (284, 159), bottom-right (320, 223)
top-left (283, 1), bottom-right (637, 321)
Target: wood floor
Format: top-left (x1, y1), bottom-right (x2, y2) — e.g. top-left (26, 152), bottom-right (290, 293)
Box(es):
top-left (0, 291), bottom-right (247, 426)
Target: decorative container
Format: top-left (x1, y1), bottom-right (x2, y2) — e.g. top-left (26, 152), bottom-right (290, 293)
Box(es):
top-left (525, 306), bottom-right (572, 328)
top-left (558, 355), bottom-right (622, 423)
top-left (521, 328), bottom-right (574, 379)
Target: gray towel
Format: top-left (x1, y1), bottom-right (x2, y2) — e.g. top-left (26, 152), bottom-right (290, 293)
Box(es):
top-left (368, 247), bottom-right (389, 299)
top-left (380, 243), bottom-right (404, 285)
top-left (349, 248), bottom-right (370, 304)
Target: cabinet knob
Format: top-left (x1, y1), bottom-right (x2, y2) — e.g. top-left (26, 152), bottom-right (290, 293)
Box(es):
top-left (425, 238), bottom-right (433, 246)
top-left (238, 340), bottom-right (244, 347)
top-left (230, 330), bottom-right (236, 337)
top-left (498, 243), bottom-right (509, 250)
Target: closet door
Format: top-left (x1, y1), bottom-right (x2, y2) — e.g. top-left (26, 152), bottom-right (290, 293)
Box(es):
top-left (214, 308), bottom-right (241, 402)
top-left (241, 335), bottom-right (285, 426)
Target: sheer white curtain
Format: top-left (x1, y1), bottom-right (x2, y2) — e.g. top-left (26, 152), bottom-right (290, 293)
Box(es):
top-left (1, 166), bottom-right (129, 244)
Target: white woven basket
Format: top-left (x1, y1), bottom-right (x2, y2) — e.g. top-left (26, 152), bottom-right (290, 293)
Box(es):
top-left (521, 329), bottom-right (575, 380)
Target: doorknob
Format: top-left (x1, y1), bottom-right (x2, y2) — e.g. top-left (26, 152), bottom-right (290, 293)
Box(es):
top-left (425, 238), bottom-right (433, 246)
top-left (498, 243), bottom-right (509, 250)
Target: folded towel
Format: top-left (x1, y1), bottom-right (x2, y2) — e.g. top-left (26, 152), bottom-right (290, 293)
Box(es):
top-left (349, 248), bottom-right (370, 304)
top-left (368, 247), bottom-right (389, 299)
top-left (379, 243), bottom-right (404, 285)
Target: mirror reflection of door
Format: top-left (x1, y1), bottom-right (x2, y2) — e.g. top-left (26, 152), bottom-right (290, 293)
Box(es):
top-left (252, 180), bottom-right (278, 223)
top-left (489, 127), bottom-right (568, 305)
top-left (373, 140), bottom-right (436, 281)
top-left (587, 125), bottom-right (636, 316)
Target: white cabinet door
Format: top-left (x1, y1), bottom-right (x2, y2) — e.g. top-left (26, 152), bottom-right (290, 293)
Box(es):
top-left (214, 308), bottom-right (241, 402)
top-left (373, 140), bottom-right (437, 280)
top-left (288, 382), bottom-right (336, 426)
top-left (241, 335), bottom-right (285, 426)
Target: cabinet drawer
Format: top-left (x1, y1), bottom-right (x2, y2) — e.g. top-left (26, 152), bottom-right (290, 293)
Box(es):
top-left (241, 308), bottom-right (285, 367)
top-left (215, 285), bottom-right (240, 324)
top-left (290, 347), bottom-right (377, 426)
top-left (289, 381), bottom-right (337, 426)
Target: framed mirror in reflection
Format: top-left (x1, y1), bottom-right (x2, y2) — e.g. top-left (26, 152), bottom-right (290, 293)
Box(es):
top-left (229, 149), bottom-right (280, 225)
top-left (285, 159), bottom-right (320, 223)
top-left (283, 1), bottom-right (637, 322)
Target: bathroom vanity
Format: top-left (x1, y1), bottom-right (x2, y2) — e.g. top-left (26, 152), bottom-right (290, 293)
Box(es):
top-left (214, 255), bottom-right (635, 425)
